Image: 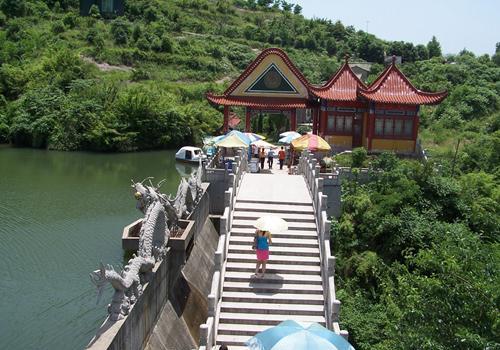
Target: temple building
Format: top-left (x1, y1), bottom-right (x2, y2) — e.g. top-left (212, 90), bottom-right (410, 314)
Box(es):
top-left (206, 48), bottom-right (447, 154)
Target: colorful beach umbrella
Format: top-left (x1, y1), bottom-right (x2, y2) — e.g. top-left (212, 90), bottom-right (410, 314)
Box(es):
top-left (215, 134), bottom-right (248, 148)
top-left (246, 320), bottom-right (355, 350)
top-left (291, 134), bottom-right (331, 152)
top-left (251, 139), bottom-right (276, 149)
top-left (280, 131), bottom-right (301, 138)
top-left (245, 132), bottom-right (266, 142)
top-left (203, 135), bottom-right (225, 146)
top-left (226, 130), bottom-right (252, 145)
top-left (278, 133), bottom-right (302, 144)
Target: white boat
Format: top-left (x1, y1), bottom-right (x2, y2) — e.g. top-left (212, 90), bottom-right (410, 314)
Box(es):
top-left (175, 146), bottom-right (207, 163)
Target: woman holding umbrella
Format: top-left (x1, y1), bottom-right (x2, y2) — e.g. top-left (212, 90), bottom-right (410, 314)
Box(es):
top-left (252, 216), bottom-right (288, 278)
top-left (252, 229), bottom-right (272, 278)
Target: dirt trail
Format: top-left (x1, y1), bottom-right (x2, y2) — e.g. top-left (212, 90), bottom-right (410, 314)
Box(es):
top-left (81, 56), bottom-right (132, 72)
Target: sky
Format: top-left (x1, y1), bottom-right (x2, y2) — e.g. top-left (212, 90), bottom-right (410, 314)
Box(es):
top-left (293, 0), bottom-right (499, 56)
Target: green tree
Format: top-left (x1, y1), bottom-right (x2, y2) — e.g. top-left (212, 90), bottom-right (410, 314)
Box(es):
top-left (415, 44), bottom-right (429, 61)
top-left (427, 35), bottom-right (442, 58)
top-left (0, 0), bottom-right (26, 17)
top-left (293, 4), bottom-right (302, 15)
top-left (110, 18), bottom-right (130, 45)
top-left (351, 147), bottom-right (367, 167)
top-left (492, 42), bottom-right (500, 66)
top-left (281, 1), bottom-right (292, 12)
top-left (358, 35), bottom-right (385, 63)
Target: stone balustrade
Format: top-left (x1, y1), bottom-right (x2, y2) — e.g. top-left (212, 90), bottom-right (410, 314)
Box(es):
top-left (198, 150), bottom-right (247, 350)
top-left (298, 150), bottom-right (348, 340)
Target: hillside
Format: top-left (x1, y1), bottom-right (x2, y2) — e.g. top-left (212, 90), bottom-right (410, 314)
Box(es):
top-left (1, 0), bottom-right (498, 153)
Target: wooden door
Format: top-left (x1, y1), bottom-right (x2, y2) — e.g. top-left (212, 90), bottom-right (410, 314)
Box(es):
top-left (352, 114), bottom-right (363, 148)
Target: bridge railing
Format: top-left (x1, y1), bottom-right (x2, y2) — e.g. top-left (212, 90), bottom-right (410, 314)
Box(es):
top-left (199, 149), bottom-right (247, 350)
top-left (298, 151), bottom-right (349, 340)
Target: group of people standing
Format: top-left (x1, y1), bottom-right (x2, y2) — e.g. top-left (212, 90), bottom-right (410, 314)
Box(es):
top-left (257, 146), bottom-right (287, 170)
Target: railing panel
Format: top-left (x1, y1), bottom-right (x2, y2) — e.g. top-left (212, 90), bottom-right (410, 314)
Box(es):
top-left (199, 152), bottom-right (249, 349)
top-left (297, 150), bottom-right (345, 335)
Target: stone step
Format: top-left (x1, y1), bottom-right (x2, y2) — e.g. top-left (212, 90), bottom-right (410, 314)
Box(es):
top-left (227, 253), bottom-right (320, 266)
top-left (217, 323), bottom-right (274, 337)
top-left (222, 281), bottom-right (324, 295)
top-left (229, 236), bottom-right (319, 248)
top-left (231, 227), bottom-right (318, 239)
top-left (224, 271), bottom-right (322, 285)
top-left (234, 202), bottom-right (314, 214)
top-left (232, 219), bottom-right (317, 231)
top-left (233, 211), bottom-right (316, 223)
top-left (228, 244), bottom-right (320, 257)
top-left (220, 301), bottom-right (324, 316)
top-left (221, 291), bottom-right (324, 305)
top-left (216, 334), bottom-right (251, 347)
top-left (218, 312), bottom-right (326, 326)
top-left (225, 262), bottom-right (321, 275)
top-left (236, 199), bottom-right (312, 206)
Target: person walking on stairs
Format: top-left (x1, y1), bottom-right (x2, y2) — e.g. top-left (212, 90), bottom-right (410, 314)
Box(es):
top-left (252, 229), bottom-right (272, 277)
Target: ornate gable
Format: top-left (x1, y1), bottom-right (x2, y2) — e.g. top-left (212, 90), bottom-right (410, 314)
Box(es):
top-left (225, 48), bottom-right (311, 99)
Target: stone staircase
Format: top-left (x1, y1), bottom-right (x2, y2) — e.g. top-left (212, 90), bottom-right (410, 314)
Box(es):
top-left (215, 198), bottom-right (325, 349)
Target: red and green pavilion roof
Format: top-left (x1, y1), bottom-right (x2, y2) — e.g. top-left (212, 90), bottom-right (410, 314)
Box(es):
top-left (206, 48), bottom-right (447, 108)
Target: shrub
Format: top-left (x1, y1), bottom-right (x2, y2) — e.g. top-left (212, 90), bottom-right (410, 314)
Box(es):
top-left (352, 147), bottom-right (367, 168)
top-left (51, 20), bottom-right (66, 34)
top-left (0, 0), bottom-right (26, 17)
top-left (144, 6), bottom-right (159, 23)
top-left (160, 34), bottom-right (174, 53)
top-left (88, 4), bottom-right (100, 18)
top-left (136, 38), bottom-right (150, 51)
top-left (62, 13), bottom-right (78, 28)
top-left (131, 68), bottom-right (151, 81)
top-left (110, 18), bottom-right (130, 45)
top-left (0, 10), bottom-right (6, 26)
top-left (296, 124), bottom-right (311, 134)
top-left (132, 24), bottom-right (142, 42)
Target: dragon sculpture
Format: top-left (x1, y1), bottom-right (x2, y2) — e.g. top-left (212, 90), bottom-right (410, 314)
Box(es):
top-left (90, 161), bottom-right (204, 321)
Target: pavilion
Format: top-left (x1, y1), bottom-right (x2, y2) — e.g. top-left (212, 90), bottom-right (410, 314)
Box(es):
top-left (206, 48), bottom-right (447, 154)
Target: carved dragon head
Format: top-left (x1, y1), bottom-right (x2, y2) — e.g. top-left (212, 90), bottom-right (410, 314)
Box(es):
top-left (131, 178), bottom-right (161, 214)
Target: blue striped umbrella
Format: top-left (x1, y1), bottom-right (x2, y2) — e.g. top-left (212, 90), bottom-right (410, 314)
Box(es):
top-left (226, 130), bottom-right (252, 145)
top-left (278, 133), bottom-right (301, 144)
top-left (246, 321), bottom-right (355, 350)
top-left (279, 131), bottom-right (301, 138)
top-left (245, 132), bottom-right (266, 143)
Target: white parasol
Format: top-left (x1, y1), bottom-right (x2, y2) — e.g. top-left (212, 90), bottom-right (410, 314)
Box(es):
top-left (253, 216), bottom-right (288, 233)
top-left (251, 139), bottom-right (277, 149)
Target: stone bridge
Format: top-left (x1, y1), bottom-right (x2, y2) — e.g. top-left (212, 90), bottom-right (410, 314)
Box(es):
top-left (86, 150), bottom-right (353, 350)
top-left (199, 151), bottom-right (349, 349)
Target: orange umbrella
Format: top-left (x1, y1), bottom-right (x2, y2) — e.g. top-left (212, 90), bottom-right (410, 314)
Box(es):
top-left (291, 134), bottom-right (331, 152)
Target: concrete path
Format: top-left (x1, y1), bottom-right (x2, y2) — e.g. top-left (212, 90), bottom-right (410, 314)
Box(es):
top-left (215, 174), bottom-right (325, 349)
top-left (237, 173), bottom-right (311, 204)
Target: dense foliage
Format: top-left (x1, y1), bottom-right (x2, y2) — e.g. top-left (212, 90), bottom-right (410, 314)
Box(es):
top-left (333, 152), bottom-right (499, 350)
top-left (1, 0), bottom-right (488, 151)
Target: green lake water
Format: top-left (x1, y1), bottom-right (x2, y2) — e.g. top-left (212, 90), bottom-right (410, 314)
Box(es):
top-left (0, 147), bottom-right (197, 350)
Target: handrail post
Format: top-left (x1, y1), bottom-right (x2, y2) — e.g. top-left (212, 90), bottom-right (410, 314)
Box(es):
top-left (328, 256), bottom-right (336, 277)
top-left (207, 294), bottom-right (216, 317)
top-left (332, 299), bottom-right (341, 322)
top-left (199, 324), bottom-right (208, 346)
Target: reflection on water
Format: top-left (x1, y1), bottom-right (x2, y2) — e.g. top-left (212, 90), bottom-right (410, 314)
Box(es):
top-left (0, 148), bottom-right (182, 350)
top-left (175, 162), bottom-right (198, 178)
